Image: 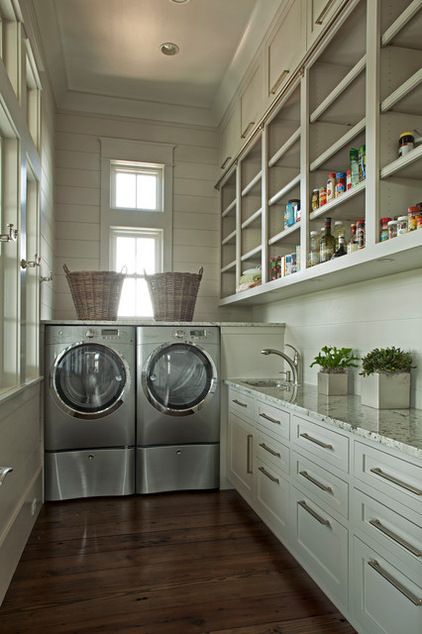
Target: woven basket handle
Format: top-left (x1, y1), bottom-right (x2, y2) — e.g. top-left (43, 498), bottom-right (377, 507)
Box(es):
top-left (198, 266), bottom-right (204, 278)
top-left (63, 264), bottom-right (71, 276)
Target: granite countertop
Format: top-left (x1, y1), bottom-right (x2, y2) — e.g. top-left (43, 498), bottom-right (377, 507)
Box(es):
top-left (226, 379), bottom-right (422, 460)
top-left (41, 320), bottom-right (285, 327)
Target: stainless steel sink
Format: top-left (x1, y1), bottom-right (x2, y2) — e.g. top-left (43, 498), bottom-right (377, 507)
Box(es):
top-left (243, 379), bottom-right (291, 389)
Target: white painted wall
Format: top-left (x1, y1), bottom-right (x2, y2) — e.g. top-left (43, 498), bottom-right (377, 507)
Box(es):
top-left (54, 111), bottom-right (248, 322)
top-left (252, 268), bottom-right (422, 409)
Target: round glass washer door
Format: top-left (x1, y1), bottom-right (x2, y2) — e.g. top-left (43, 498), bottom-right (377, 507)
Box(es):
top-left (53, 343), bottom-right (128, 418)
top-left (143, 342), bottom-right (217, 416)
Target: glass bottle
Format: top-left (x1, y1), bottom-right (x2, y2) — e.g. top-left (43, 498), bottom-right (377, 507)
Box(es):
top-left (333, 220), bottom-right (346, 250)
top-left (332, 236), bottom-right (347, 258)
top-left (308, 230), bottom-right (320, 267)
top-left (319, 217), bottom-right (336, 262)
top-left (347, 223), bottom-right (358, 253)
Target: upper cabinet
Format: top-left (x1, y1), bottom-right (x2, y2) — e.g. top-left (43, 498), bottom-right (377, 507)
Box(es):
top-left (240, 62), bottom-right (263, 140)
top-left (267, 0), bottom-right (306, 100)
top-left (307, 0), bottom-right (345, 49)
top-left (219, 101), bottom-right (241, 171)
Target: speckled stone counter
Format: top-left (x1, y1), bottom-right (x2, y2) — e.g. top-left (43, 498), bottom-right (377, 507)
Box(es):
top-left (41, 320), bottom-right (285, 327)
top-left (226, 379), bottom-right (422, 460)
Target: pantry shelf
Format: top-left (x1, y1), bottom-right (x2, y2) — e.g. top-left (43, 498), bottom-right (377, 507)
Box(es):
top-left (268, 128), bottom-right (301, 168)
top-left (241, 245), bottom-right (261, 262)
top-left (221, 260), bottom-right (236, 273)
top-left (381, 68), bottom-right (422, 113)
top-left (309, 180), bottom-right (366, 222)
top-left (310, 118), bottom-right (366, 172)
top-left (241, 171), bottom-right (262, 197)
top-left (381, 144), bottom-right (422, 180)
top-left (222, 230), bottom-right (236, 246)
top-left (269, 174), bottom-right (301, 207)
top-left (269, 222), bottom-right (300, 246)
top-left (381, 0), bottom-right (422, 48)
top-left (242, 207), bottom-right (262, 229)
top-left (222, 199), bottom-right (236, 217)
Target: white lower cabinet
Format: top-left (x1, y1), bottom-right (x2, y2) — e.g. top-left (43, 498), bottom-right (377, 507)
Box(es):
top-left (255, 456), bottom-right (290, 541)
top-left (228, 411), bottom-right (254, 504)
top-left (291, 486), bottom-right (349, 611)
top-left (352, 537), bottom-right (422, 634)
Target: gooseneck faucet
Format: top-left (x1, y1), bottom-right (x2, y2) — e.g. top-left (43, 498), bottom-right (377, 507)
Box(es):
top-left (261, 348), bottom-right (300, 386)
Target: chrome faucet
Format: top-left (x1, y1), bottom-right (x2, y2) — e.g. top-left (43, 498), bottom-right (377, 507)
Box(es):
top-left (284, 343), bottom-right (302, 385)
top-left (261, 348), bottom-right (300, 386)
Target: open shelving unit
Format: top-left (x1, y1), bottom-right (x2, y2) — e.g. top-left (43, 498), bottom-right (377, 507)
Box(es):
top-left (218, 0), bottom-right (422, 304)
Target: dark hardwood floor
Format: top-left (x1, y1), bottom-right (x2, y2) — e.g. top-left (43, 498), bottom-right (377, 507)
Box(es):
top-left (0, 491), bottom-right (356, 633)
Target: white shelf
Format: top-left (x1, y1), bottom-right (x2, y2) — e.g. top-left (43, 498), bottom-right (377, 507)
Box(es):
top-left (381, 68), bottom-right (422, 113)
top-left (221, 260), bottom-right (236, 273)
top-left (269, 221), bottom-right (300, 246)
top-left (382, 0), bottom-right (422, 47)
top-left (310, 118), bottom-right (366, 172)
top-left (268, 128), bottom-right (301, 168)
top-left (269, 174), bottom-right (300, 207)
top-left (241, 245), bottom-right (261, 262)
top-left (241, 171), bottom-right (262, 197)
top-left (222, 199), bottom-right (236, 217)
top-left (222, 230), bottom-right (236, 246)
top-left (381, 144), bottom-right (422, 180)
top-left (310, 56), bottom-right (366, 123)
top-left (242, 207), bottom-right (262, 229)
top-left (220, 230), bottom-right (422, 306)
top-left (309, 180), bottom-right (366, 222)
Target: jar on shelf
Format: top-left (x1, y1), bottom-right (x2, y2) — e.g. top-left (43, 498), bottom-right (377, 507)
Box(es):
top-left (334, 220), bottom-right (345, 249)
top-left (326, 172), bottom-right (336, 202)
top-left (346, 169), bottom-right (352, 190)
top-left (335, 172), bottom-right (346, 197)
top-left (319, 187), bottom-right (327, 206)
top-left (379, 217), bottom-right (391, 242)
top-left (398, 131), bottom-right (414, 158)
top-left (356, 218), bottom-right (365, 249)
top-left (418, 216), bottom-right (422, 230)
top-left (348, 223), bottom-right (358, 253)
top-left (397, 215), bottom-right (408, 235)
top-left (311, 189), bottom-right (319, 210)
top-left (308, 230), bottom-right (320, 267)
top-left (387, 219), bottom-right (398, 239)
top-left (407, 206), bottom-right (419, 231)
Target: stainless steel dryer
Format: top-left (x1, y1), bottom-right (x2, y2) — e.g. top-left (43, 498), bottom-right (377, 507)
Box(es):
top-left (136, 326), bottom-right (220, 493)
top-left (45, 325), bottom-right (135, 500)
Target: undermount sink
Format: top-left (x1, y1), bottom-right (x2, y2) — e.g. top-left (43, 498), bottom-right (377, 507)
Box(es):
top-left (243, 379), bottom-right (292, 389)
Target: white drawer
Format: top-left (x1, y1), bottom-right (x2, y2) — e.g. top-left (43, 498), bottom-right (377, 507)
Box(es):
top-left (256, 459), bottom-right (290, 538)
top-left (291, 486), bottom-right (348, 610)
top-left (354, 442), bottom-right (422, 516)
top-left (352, 488), bottom-right (422, 562)
top-left (292, 415), bottom-right (349, 473)
top-left (228, 388), bottom-right (255, 421)
top-left (352, 537), bottom-right (422, 634)
top-left (292, 452), bottom-right (349, 519)
top-left (256, 431), bottom-right (289, 476)
top-left (256, 400), bottom-right (290, 443)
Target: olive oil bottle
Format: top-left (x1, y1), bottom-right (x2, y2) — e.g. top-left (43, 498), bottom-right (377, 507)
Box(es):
top-left (319, 217), bottom-right (336, 262)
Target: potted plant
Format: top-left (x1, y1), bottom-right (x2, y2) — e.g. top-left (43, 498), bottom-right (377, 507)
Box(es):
top-left (311, 346), bottom-right (359, 396)
top-left (360, 347), bottom-right (414, 409)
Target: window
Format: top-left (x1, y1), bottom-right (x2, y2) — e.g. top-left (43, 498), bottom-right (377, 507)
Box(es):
top-left (110, 227), bottom-right (163, 318)
top-left (111, 161), bottom-right (163, 211)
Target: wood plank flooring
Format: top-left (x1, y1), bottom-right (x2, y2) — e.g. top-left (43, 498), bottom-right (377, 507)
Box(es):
top-left (0, 491), bottom-right (356, 633)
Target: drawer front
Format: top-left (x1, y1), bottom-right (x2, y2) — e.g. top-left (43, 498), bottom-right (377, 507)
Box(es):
top-left (229, 388), bottom-right (255, 421)
top-left (292, 415), bottom-right (349, 473)
top-left (256, 459), bottom-right (290, 537)
top-left (352, 537), bottom-right (422, 634)
top-left (291, 487), bottom-right (348, 610)
top-left (256, 401), bottom-right (290, 442)
top-left (292, 452), bottom-right (349, 519)
top-left (352, 488), bottom-right (422, 562)
top-left (256, 431), bottom-right (290, 476)
top-left (354, 442), bottom-right (422, 516)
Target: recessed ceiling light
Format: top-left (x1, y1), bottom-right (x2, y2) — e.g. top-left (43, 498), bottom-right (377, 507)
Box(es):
top-left (170, 0), bottom-right (190, 4)
top-left (160, 42), bottom-right (180, 56)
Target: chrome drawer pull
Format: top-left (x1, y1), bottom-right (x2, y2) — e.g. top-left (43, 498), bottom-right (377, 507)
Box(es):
top-left (258, 466), bottom-right (279, 484)
top-left (0, 467), bottom-right (13, 485)
top-left (369, 519), bottom-right (422, 558)
top-left (233, 399), bottom-right (247, 408)
top-left (298, 500), bottom-right (331, 527)
top-left (220, 156), bottom-right (232, 170)
top-left (299, 470), bottom-right (333, 494)
top-left (270, 69), bottom-right (289, 95)
top-left (370, 467), bottom-right (422, 496)
top-left (259, 443), bottom-right (280, 458)
top-left (315, 0), bottom-right (335, 25)
top-left (241, 120), bottom-right (255, 139)
top-left (368, 559), bottom-right (422, 606)
top-left (300, 432), bottom-right (333, 450)
top-left (259, 412), bottom-right (281, 425)
top-left (246, 434), bottom-right (253, 474)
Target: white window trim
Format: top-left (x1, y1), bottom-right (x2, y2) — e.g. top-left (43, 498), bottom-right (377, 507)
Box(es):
top-left (110, 161), bottom-right (163, 212)
top-left (109, 226), bottom-right (163, 277)
top-left (99, 137), bottom-right (175, 272)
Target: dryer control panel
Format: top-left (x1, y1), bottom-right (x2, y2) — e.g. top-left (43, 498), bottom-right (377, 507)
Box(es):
top-left (173, 328), bottom-right (208, 341)
top-left (45, 325), bottom-right (135, 345)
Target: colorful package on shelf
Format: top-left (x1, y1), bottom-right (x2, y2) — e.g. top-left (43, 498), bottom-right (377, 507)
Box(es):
top-left (236, 267), bottom-right (262, 292)
top-left (349, 148), bottom-right (360, 187)
top-left (358, 145), bottom-right (366, 181)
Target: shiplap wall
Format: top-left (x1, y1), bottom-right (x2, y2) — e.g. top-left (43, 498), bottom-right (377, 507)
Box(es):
top-left (40, 76), bottom-right (55, 319)
top-left (252, 268), bottom-right (422, 408)
top-left (54, 111), bottom-right (247, 321)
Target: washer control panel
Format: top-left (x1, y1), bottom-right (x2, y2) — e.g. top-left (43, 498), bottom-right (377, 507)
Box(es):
top-left (173, 328), bottom-right (207, 341)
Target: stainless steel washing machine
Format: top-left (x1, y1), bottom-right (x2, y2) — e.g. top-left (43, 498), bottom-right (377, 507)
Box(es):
top-left (44, 325), bottom-right (135, 500)
top-left (136, 325), bottom-right (220, 493)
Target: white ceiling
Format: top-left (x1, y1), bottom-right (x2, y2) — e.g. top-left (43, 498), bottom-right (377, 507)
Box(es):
top-left (32, 0), bottom-right (261, 110)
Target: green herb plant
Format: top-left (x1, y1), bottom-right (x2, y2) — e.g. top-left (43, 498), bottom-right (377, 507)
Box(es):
top-left (360, 347), bottom-right (414, 377)
top-left (310, 346), bottom-right (359, 374)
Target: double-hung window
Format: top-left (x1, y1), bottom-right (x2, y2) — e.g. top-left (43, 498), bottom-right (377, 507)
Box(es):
top-left (110, 161), bottom-right (163, 211)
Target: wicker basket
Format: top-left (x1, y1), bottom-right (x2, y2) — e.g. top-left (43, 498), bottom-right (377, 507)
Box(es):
top-left (63, 265), bottom-right (126, 320)
top-left (145, 267), bottom-right (203, 321)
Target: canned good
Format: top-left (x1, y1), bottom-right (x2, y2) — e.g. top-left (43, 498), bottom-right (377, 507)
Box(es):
top-left (380, 217), bottom-right (391, 242)
top-left (311, 189), bottom-right (320, 210)
top-left (335, 172), bottom-right (346, 197)
top-left (387, 219), bottom-right (398, 239)
top-left (397, 215), bottom-right (408, 235)
top-left (319, 187), bottom-right (327, 206)
top-left (399, 131), bottom-right (415, 158)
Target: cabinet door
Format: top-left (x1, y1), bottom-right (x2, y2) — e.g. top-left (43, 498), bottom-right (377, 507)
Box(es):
top-left (219, 103), bottom-right (241, 171)
top-left (256, 458), bottom-right (290, 541)
top-left (306, 0), bottom-right (343, 49)
top-left (240, 63), bottom-right (263, 140)
top-left (228, 412), bottom-right (254, 502)
top-left (267, 0), bottom-right (305, 99)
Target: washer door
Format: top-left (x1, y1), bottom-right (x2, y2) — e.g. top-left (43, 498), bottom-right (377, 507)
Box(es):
top-left (143, 342), bottom-right (217, 416)
top-left (53, 343), bottom-right (128, 419)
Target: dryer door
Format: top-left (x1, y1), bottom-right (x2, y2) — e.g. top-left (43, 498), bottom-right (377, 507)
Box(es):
top-left (53, 343), bottom-right (128, 419)
top-left (143, 342), bottom-right (217, 416)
